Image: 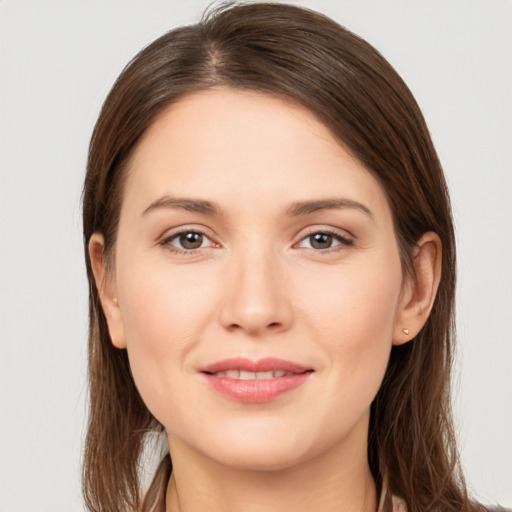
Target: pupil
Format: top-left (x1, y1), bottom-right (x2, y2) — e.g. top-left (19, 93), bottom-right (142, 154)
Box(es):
top-left (180, 232), bottom-right (203, 249)
top-left (311, 233), bottom-right (332, 249)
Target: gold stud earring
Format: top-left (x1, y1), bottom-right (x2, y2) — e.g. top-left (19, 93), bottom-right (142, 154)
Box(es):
top-left (402, 328), bottom-right (409, 335)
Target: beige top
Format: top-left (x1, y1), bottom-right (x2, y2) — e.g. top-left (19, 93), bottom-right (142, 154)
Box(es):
top-left (377, 483), bottom-right (407, 512)
top-left (391, 495), bottom-right (407, 512)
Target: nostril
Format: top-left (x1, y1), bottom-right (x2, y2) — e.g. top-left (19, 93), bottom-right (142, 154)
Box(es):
top-left (226, 321), bottom-right (281, 334)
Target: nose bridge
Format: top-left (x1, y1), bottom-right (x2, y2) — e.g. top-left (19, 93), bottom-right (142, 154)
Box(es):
top-left (219, 239), bottom-right (292, 335)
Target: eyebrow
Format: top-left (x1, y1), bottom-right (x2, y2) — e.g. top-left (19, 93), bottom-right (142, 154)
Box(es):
top-left (142, 196), bottom-right (373, 219)
top-left (143, 196), bottom-right (223, 217)
top-left (285, 198), bottom-right (373, 219)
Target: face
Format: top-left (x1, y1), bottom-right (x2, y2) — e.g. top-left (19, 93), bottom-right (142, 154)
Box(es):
top-left (102, 89), bottom-right (409, 471)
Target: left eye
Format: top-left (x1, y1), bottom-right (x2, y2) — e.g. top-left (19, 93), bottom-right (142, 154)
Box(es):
top-left (164, 231), bottom-right (214, 251)
top-left (297, 232), bottom-right (350, 250)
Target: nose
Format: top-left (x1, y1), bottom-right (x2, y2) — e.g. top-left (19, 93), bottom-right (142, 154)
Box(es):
top-left (218, 246), bottom-right (294, 336)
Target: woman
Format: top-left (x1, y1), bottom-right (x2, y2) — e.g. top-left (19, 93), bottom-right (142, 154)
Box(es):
top-left (82, 3), bottom-right (503, 512)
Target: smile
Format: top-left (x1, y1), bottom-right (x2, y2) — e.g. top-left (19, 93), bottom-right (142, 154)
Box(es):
top-left (208, 370), bottom-right (295, 379)
top-left (200, 357), bottom-right (314, 402)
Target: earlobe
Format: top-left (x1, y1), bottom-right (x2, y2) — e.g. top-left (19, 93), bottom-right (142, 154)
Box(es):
top-left (88, 233), bottom-right (127, 349)
top-left (393, 232), bottom-right (442, 345)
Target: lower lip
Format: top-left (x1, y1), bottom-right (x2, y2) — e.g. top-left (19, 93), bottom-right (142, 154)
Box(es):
top-left (201, 372), bottom-right (312, 403)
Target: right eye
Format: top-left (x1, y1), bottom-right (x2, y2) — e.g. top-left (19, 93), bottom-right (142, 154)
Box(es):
top-left (161, 230), bottom-right (216, 253)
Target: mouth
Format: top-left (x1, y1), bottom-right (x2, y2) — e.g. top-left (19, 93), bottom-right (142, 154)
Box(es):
top-left (205, 369), bottom-right (300, 379)
top-left (200, 356), bottom-right (313, 375)
top-left (199, 357), bottom-right (314, 403)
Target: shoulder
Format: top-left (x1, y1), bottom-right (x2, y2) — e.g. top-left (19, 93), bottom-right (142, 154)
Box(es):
top-left (390, 496), bottom-right (511, 512)
top-left (472, 501), bottom-right (512, 512)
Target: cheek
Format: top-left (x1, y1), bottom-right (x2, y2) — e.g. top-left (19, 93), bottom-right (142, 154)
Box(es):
top-left (116, 258), bottom-right (220, 420)
top-left (122, 272), bottom-right (208, 343)
top-left (298, 256), bottom-right (402, 403)
top-left (301, 255), bottom-right (401, 337)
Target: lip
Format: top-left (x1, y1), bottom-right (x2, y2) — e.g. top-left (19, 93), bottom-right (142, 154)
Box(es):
top-left (199, 357), bottom-right (314, 403)
top-left (200, 357), bottom-right (312, 374)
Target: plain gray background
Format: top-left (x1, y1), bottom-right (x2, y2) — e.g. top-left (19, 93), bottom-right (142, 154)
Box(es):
top-left (1, 1), bottom-right (511, 510)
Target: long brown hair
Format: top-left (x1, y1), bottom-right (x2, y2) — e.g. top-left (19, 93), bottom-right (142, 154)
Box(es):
top-left (83, 3), bottom-right (471, 511)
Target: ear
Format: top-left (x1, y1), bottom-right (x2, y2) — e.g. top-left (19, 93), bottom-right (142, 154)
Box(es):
top-left (393, 232), bottom-right (442, 345)
top-left (88, 233), bottom-right (127, 349)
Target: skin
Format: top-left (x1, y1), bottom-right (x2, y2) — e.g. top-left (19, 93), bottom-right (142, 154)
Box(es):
top-left (90, 88), bottom-right (441, 512)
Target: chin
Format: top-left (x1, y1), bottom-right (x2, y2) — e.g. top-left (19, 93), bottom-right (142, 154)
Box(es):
top-left (180, 415), bottom-right (344, 473)
top-left (202, 439), bottom-right (309, 472)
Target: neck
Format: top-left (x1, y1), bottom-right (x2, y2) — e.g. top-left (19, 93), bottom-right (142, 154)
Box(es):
top-left (165, 425), bottom-right (377, 512)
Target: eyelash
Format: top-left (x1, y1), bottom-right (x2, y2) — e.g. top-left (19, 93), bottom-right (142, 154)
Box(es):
top-left (297, 229), bottom-right (354, 253)
top-left (159, 228), bottom-right (354, 255)
top-left (159, 229), bottom-right (218, 255)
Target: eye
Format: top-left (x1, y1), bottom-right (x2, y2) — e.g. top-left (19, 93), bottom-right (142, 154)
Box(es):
top-left (297, 230), bottom-right (353, 251)
top-left (161, 230), bottom-right (216, 252)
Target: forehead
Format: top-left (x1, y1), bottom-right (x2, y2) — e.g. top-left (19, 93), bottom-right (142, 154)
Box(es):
top-left (123, 88), bottom-right (391, 221)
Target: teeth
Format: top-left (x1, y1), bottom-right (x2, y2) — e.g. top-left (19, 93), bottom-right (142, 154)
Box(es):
top-left (211, 370), bottom-right (294, 379)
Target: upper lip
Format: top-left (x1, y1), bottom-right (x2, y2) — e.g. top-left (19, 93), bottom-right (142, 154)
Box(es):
top-left (200, 357), bottom-right (312, 374)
